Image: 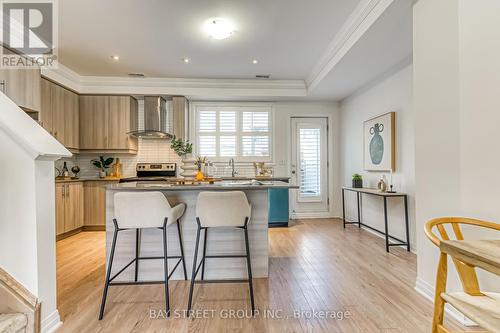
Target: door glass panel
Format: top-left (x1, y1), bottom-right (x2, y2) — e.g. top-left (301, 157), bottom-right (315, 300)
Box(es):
top-left (299, 128), bottom-right (321, 199)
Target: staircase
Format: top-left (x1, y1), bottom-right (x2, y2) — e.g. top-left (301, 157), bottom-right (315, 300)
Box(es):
top-left (0, 313), bottom-right (28, 333)
top-left (0, 268), bottom-right (40, 333)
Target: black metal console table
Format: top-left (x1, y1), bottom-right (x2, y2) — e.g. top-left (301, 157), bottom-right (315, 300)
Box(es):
top-left (341, 187), bottom-right (410, 253)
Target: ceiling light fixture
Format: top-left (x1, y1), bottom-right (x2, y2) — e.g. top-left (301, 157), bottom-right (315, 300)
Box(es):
top-left (252, 59), bottom-right (258, 64)
top-left (111, 55), bottom-right (120, 61)
top-left (204, 17), bottom-right (235, 40)
top-left (182, 57), bottom-right (190, 63)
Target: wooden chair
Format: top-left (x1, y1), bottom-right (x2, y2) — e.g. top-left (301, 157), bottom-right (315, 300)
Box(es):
top-left (425, 217), bottom-right (500, 333)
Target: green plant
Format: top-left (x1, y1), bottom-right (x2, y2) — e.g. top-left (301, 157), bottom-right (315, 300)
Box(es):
top-left (91, 156), bottom-right (114, 172)
top-left (170, 135), bottom-right (193, 156)
top-left (352, 173), bottom-right (363, 180)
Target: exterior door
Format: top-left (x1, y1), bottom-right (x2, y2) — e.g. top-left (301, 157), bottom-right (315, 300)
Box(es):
top-left (290, 117), bottom-right (329, 216)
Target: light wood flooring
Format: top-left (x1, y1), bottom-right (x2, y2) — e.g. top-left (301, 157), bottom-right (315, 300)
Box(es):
top-left (56, 219), bottom-right (475, 333)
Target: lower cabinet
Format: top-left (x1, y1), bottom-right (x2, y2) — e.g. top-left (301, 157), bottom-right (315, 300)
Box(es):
top-left (83, 181), bottom-right (117, 228)
top-left (55, 182), bottom-right (84, 236)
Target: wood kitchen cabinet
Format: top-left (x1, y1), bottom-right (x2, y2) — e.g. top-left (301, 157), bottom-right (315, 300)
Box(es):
top-left (55, 182), bottom-right (84, 237)
top-left (79, 95), bottom-right (138, 153)
top-left (172, 96), bottom-right (188, 139)
top-left (83, 181), bottom-right (117, 228)
top-left (40, 78), bottom-right (79, 150)
top-left (0, 46), bottom-right (41, 112)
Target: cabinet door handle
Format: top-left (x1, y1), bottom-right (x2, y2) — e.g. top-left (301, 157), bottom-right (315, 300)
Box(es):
top-left (0, 80), bottom-right (5, 94)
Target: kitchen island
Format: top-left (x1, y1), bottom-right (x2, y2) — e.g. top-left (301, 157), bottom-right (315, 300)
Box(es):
top-left (105, 181), bottom-right (297, 281)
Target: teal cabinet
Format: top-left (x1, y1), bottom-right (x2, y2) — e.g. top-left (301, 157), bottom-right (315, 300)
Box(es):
top-left (268, 188), bottom-right (289, 227)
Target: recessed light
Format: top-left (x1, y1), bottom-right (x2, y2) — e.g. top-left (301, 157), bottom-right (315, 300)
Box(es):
top-left (182, 57), bottom-right (190, 63)
top-left (252, 59), bottom-right (258, 64)
top-left (204, 17), bottom-right (235, 40)
top-left (111, 55), bottom-right (120, 61)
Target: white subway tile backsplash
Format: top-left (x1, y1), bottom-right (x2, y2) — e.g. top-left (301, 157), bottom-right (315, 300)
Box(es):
top-left (55, 138), bottom-right (273, 179)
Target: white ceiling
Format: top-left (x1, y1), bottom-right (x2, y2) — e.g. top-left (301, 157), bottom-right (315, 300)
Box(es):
top-left (59, 0), bottom-right (360, 80)
top-left (54, 0), bottom-right (414, 101)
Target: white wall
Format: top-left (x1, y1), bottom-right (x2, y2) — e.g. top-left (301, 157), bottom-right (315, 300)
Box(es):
top-left (0, 92), bottom-right (69, 332)
top-left (413, 0), bottom-right (500, 321)
top-left (339, 65), bottom-right (416, 250)
top-left (0, 129), bottom-right (39, 293)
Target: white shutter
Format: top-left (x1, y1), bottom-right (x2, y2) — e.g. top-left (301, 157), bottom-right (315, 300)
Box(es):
top-left (242, 111), bottom-right (269, 132)
top-left (195, 105), bottom-right (272, 160)
top-left (199, 136), bottom-right (216, 156)
top-left (199, 111), bottom-right (216, 132)
top-left (299, 128), bottom-right (321, 196)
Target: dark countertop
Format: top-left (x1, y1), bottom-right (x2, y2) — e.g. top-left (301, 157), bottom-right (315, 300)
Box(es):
top-left (107, 180), bottom-right (298, 191)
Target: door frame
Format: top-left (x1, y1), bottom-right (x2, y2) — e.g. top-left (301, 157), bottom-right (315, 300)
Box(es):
top-left (288, 116), bottom-right (333, 219)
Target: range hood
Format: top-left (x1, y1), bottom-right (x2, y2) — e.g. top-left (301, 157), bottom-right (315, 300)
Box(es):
top-left (129, 96), bottom-right (173, 139)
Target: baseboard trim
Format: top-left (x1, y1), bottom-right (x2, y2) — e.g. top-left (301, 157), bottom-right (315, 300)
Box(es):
top-left (82, 225), bottom-right (105, 232)
top-left (56, 227), bottom-right (82, 241)
top-left (41, 309), bottom-right (62, 333)
top-left (414, 277), bottom-right (477, 327)
top-left (290, 212), bottom-right (335, 219)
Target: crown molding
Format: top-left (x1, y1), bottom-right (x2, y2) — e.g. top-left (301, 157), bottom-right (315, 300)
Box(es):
top-left (306, 0), bottom-right (395, 93)
top-left (41, 64), bottom-right (306, 98)
top-left (40, 0), bottom-right (399, 100)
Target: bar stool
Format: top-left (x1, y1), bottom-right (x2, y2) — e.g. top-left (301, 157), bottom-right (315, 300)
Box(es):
top-left (187, 191), bottom-right (255, 315)
top-left (99, 191), bottom-right (187, 320)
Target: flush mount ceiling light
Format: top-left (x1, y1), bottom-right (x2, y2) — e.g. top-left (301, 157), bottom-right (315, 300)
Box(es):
top-left (111, 55), bottom-right (120, 61)
top-left (182, 57), bottom-right (190, 63)
top-left (252, 59), bottom-right (258, 64)
top-left (204, 17), bottom-right (235, 40)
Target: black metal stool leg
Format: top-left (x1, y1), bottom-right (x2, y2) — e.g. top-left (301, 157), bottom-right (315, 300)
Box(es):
top-left (243, 219), bottom-right (255, 315)
top-left (176, 220), bottom-right (188, 280)
top-left (187, 220), bottom-right (202, 316)
top-left (162, 218), bottom-right (170, 317)
top-left (201, 228), bottom-right (208, 280)
top-left (134, 229), bottom-right (140, 282)
top-left (99, 220), bottom-right (119, 320)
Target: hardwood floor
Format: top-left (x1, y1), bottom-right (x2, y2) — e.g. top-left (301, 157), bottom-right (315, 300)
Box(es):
top-left (56, 219), bottom-right (474, 333)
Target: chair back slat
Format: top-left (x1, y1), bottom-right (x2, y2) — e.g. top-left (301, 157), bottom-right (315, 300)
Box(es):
top-left (424, 217), bottom-right (500, 296)
top-left (452, 224), bottom-right (464, 240)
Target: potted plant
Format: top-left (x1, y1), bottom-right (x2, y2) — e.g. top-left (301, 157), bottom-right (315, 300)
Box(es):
top-left (91, 156), bottom-right (114, 178)
top-left (170, 136), bottom-right (196, 179)
top-left (352, 173), bottom-right (363, 188)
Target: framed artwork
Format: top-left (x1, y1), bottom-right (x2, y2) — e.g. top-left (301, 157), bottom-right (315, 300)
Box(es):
top-left (363, 112), bottom-right (395, 171)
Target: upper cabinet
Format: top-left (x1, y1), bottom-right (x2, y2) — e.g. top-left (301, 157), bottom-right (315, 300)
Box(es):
top-left (79, 95), bottom-right (138, 153)
top-left (172, 96), bottom-right (188, 139)
top-left (0, 47), bottom-right (41, 112)
top-left (40, 78), bottom-right (79, 151)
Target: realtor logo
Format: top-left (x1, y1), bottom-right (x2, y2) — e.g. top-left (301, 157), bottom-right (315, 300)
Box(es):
top-left (0, 0), bottom-right (58, 68)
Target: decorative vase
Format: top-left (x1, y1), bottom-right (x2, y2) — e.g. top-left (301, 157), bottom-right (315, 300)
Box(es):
top-left (99, 170), bottom-right (106, 178)
top-left (352, 179), bottom-right (363, 188)
top-left (180, 153), bottom-right (198, 179)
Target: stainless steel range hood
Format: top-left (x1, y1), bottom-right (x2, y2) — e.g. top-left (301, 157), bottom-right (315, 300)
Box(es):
top-left (128, 96), bottom-right (173, 139)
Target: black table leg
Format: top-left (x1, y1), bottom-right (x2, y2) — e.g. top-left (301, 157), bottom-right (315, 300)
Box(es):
top-left (342, 188), bottom-right (346, 228)
top-left (404, 195), bottom-right (410, 252)
top-left (383, 196), bottom-right (389, 252)
top-left (357, 192), bottom-right (361, 228)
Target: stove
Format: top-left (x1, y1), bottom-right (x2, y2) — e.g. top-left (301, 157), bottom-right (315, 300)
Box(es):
top-left (119, 163), bottom-right (177, 183)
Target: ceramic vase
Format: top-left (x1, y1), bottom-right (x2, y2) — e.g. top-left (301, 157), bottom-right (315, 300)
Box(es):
top-left (180, 153), bottom-right (197, 179)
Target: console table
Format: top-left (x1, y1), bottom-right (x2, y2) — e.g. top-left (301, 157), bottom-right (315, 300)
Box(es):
top-left (341, 187), bottom-right (410, 252)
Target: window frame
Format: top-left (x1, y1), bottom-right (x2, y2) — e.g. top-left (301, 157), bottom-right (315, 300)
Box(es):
top-left (190, 102), bottom-right (275, 163)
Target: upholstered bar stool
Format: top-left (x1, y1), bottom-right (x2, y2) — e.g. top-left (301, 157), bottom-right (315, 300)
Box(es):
top-left (99, 191), bottom-right (187, 320)
top-left (187, 191), bottom-right (255, 315)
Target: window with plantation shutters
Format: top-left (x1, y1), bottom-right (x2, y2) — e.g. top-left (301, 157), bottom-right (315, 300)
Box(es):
top-left (194, 105), bottom-right (273, 161)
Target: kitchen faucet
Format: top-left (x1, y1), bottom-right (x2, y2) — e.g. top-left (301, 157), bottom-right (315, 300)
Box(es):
top-left (229, 158), bottom-right (238, 177)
